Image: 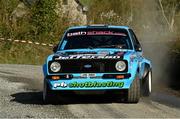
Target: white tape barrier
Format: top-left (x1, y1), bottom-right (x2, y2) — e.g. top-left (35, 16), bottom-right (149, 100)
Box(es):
top-left (0, 37), bottom-right (178, 48)
top-left (0, 38), bottom-right (54, 47)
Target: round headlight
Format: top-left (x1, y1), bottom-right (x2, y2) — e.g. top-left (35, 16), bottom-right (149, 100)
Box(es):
top-left (115, 61), bottom-right (126, 71)
top-left (50, 62), bottom-right (61, 72)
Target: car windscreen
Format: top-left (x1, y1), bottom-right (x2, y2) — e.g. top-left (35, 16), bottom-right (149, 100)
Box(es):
top-left (60, 28), bottom-right (132, 50)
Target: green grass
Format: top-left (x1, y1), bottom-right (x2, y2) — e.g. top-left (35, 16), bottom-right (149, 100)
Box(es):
top-left (79, 0), bottom-right (92, 6)
top-left (0, 41), bottom-right (52, 65)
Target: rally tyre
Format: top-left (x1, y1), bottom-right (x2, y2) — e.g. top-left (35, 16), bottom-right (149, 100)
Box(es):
top-left (43, 79), bottom-right (58, 104)
top-left (142, 70), bottom-right (152, 97)
top-left (127, 75), bottom-right (140, 103)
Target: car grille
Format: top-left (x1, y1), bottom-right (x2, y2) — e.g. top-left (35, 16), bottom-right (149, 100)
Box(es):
top-left (48, 59), bottom-right (128, 73)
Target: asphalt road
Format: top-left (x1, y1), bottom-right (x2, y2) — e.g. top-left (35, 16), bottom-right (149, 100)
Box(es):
top-left (0, 64), bottom-right (180, 118)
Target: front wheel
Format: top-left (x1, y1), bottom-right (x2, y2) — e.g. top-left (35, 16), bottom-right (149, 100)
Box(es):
top-left (126, 74), bottom-right (141, 103)
top-left (43, 79), bottom-right (58, 104)
top-left (142, 70), bottom-right (152, 97)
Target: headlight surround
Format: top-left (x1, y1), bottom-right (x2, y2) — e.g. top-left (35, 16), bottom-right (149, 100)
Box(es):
top-left (50, 62), bottom-right (61, 72)
top-left (115, 61), bottom-right (126, 71)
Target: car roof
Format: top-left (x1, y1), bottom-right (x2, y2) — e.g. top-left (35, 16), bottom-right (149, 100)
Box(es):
top-left (67, 25), bottom-right (130, 30)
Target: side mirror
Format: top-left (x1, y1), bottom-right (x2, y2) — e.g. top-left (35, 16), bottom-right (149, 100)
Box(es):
top-left (135, 44), bottom-right (142, 52)
top-left (53, 44), bottom-right (58, 53)
top-left (136, 47), bottom-right (142, 52)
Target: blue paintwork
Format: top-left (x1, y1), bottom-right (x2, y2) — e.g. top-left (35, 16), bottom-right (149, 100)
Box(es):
top-left (43, 25), bottom-right (152, 90)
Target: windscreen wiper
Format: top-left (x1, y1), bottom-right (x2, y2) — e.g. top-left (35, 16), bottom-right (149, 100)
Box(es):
top-left (98, 44), bottom-right (126, 49)
top-left (88, 46), bottom-right (94, 49)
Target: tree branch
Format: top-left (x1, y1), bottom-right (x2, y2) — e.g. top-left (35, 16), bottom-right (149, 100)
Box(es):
top-left (158, 0), bottom-right (172, 32)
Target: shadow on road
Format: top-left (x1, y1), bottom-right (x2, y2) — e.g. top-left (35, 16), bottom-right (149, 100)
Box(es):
top-left (11, 92), bottom-right (126, 105)
top-left (11, 92), bottom-right (44, 105)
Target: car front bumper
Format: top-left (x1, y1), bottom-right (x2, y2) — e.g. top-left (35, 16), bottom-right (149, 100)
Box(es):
top-left (46, 73), bottom-right (136, 90)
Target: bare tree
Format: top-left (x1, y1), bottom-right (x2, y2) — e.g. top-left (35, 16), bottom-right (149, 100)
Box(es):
top-left (159, 0), bottom-right (179, 32)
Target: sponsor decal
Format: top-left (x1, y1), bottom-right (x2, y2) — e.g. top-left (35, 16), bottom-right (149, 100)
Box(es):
top-left (69, 81), bottom-right (124, 88)
top-left (67, 31), bottom-right (86, 37)
top-left (54, 55), bottom-right (121, 60)
top-left (53, 81), bottom-right (124, 88)
top-left (67, 31), bottom-right (127, 37)
top-left (54, 82), bottom-right (68, 88)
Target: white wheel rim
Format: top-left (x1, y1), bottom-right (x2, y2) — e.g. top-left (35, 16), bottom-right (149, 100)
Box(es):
top-left (148, 71), bottom-right (152, 93)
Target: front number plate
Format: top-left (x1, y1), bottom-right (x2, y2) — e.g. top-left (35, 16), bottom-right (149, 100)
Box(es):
top-left (80, 73), bottom-right (96, 78)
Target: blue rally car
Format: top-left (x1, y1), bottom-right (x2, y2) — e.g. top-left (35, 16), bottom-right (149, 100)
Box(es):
top-left (43, 25), bottom-right (152, 103)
